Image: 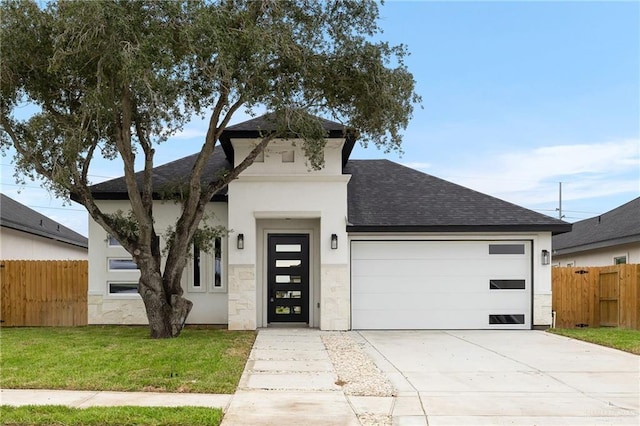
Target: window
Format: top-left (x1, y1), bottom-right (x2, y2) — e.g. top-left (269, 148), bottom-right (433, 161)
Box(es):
top-left (614, 256), bottom-right (627, 265)
top-left (489, 314), bottom-right (525, 325)
top-left (194, 242), bottom-right (202, 288)
top-left (489, 244), bottom-right (525, 255)
top-left (214, 237), bottom-right (222, 289)
top-left (490, 279), bottom-right (526, 290)
top-left (109, 282), bottom-right (138, 295)
top-left (107, 235), bottom-right (122, 247)
top-left (191, 237), bottom-right (223, 292)
top-left (108, 258), bottom-right (138, 271)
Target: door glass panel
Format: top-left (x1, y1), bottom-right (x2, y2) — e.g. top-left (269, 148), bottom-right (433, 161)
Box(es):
top-left (275, 244), bottom-right (301, 252)
top-left (276, 259), bottom-right (302, 268)
top-left (275, 275), bottom-right (301, 283)
top-left (275, 306), bottom-right (291, 314)
top-left (293, 306), bottom-right (302, 314)
top-left (276, 290), bottom-right (302, 299)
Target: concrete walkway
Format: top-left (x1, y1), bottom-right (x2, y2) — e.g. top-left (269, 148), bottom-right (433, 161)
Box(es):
top-left (0, 389), bottom-right (231, 409)
top-left (221, 328), bottom-right (361, 425)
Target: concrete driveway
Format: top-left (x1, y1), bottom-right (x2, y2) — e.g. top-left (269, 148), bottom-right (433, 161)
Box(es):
top-left (356, 330), bottom-right (639, 425)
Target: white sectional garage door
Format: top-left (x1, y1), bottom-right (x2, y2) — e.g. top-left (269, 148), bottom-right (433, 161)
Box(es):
top-left (351, 240), bottom-right (532, 329)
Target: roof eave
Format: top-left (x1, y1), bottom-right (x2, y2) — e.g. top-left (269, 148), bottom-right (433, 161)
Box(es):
top-left (89, 192), bottom-right (229, 202)
top-left (1, 223), bottom-right (88, 249)
top-left (219, 128), bottom-right (354, 166)
top-left (347, 224), bottom-right (573, 234)
top-left (553, 233), bottom-right (640, 256)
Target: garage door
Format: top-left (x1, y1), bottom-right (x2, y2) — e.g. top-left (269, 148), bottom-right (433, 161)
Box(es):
top-left (351, 240), bottom-right (532, 329)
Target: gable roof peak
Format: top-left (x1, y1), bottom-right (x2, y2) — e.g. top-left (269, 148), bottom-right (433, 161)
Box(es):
top-left (219, 112), bottom-right (357, 166)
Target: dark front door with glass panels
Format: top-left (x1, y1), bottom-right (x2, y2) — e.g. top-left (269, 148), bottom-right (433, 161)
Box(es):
top-left (267, 234), bottom-right (309, 323)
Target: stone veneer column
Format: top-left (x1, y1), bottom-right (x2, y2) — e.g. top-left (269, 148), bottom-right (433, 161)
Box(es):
top-left (320, 264), bottom-right (350, 330)
top-left (534, 293), bottom-right (552, 327)
top-left (227, 264), bottom-right (257, 330)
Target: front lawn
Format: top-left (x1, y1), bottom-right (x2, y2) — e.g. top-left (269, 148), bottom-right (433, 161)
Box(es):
top-left (0, 405), bottom-right (223, 426)
top-left (548, 327), bottom-right (640, 355)
top-left (0, 326), bottom-right (256, 393)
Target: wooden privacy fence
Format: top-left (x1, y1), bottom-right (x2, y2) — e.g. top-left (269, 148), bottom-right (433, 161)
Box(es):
top-left (0, 260), bottom-right (88, 326)
top-left (552, 264), bottom-right (640, 330)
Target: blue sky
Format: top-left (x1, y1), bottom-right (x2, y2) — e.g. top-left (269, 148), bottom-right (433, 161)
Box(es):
top-left (1, 0), bottom-right (639, 237)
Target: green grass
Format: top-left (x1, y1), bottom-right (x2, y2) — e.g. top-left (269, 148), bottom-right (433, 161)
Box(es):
top-left (0, 326), bottom-right (255, 393)
top-left (0, 405), bottom-right (223, 425)
top-left (549, 327), bottom-right (640, 355)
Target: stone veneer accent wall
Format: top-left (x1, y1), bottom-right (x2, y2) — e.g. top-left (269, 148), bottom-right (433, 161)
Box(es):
top-left (227, 264), bottom-right (257, 330)
top-left (88, 294), bottom-right (148, 324)
top-left (320, 264), bottom-right (350, 330)
top-left (534, 293), bottom-right (552, 327)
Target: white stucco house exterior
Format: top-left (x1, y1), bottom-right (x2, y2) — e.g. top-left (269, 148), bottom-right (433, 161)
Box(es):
top-left (553, 197), bottom-right (640, 267)
top-left (85, 115), bottom-right (570, 330)
top-left (0, 193), bottom-right (88, 260)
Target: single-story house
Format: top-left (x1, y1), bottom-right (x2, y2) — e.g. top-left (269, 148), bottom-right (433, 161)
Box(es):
top-left (553, 197), bottom-right (640, 267)
top-left (86, 115), bottom-right (570, 330)
top-left (0, 193), bottom-right (88, 260)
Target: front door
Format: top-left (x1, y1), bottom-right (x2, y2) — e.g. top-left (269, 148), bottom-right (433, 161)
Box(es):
top-left (267, 234), bottom-right (309, 323)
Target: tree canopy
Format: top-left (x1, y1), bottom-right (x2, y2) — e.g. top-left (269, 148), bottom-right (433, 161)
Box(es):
top-left (0, 0), bottom-right (420, 337)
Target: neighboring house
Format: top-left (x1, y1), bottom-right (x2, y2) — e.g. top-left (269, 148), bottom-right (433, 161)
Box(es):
top-left (0, 193), bottom-right (88, 260)
top-left (553, 197), bottom-right (640, 267)
top-left (84, 114), bottom-right (570, 330)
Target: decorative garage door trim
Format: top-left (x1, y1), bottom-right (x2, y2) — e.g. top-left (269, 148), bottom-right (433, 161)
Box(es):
top-left (350, 240), bottom-right (533, 330)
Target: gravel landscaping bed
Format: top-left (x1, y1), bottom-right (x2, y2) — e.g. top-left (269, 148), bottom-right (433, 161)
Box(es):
top-left (321, 332), bottom-right (395, 425)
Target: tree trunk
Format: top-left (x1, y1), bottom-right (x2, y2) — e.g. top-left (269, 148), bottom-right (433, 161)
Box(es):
top-left (139, 272), bottom-right (193, 338)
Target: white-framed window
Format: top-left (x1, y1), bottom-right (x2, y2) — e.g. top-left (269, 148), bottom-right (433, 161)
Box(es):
top-left (614, 255), bottom-right (627, 265)
top-left (107, 235), bottom-right (122, 247)
top-left (108, 282), bottom-right (138, 295)
top-left (189, 237), bottom-right (225, 293)
top-left (108, 258), bottom-right (139, 271)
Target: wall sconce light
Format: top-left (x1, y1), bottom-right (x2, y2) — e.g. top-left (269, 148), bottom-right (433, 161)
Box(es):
top-left (237, 233), bottom-right (244, 250)
top-left (541, 249), bottom-right (550, 265)
top-left (331, 234), bottom-right (338, 250)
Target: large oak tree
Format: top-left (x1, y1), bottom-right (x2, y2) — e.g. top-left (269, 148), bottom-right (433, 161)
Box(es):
top-left (0, 0), bottom-right (419, 338)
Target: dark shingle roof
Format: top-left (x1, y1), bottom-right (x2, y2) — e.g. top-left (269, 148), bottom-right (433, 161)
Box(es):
top-left (88, 148), bottom-right (231, 200)
top-left (86, 149), bottom-right (572, 234)
top-left (344, 160), bottom-right (571, 234)
top-left (223, 113), bottom-right (346, 132)
top-left (553, 197), bottom-right (640, 254)
top-left (0, 193), bottom-right (88, 248)
top-left (219, 113), bottom-right (356, 166)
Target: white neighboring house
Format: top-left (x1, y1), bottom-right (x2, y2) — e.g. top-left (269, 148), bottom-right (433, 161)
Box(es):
top-left (0, 193), bottom-right (88, 260)
top-left (83, 114), bottom-right (571, 330)
top-left (553, 197), bottom-right (640, 267)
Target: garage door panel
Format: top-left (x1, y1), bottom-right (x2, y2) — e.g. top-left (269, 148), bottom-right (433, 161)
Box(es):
top-left (352, 261), bottom-right (527, 279)
top-left (352, 275), bottom-right (530, 295)
top-left (352, 241), bottom-right (505, 260)
top-left (353, 309), bottom-right (529, 330)
top-left (352, 292), bottom-right (529, 311)
top-left (351, 240), bottom-right (532, 330)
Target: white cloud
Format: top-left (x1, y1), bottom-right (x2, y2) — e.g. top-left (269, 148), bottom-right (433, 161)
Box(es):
top-left (434, 139), bottom-right (640, 206)
top-left (402, 161), bottom-right (431, 171)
